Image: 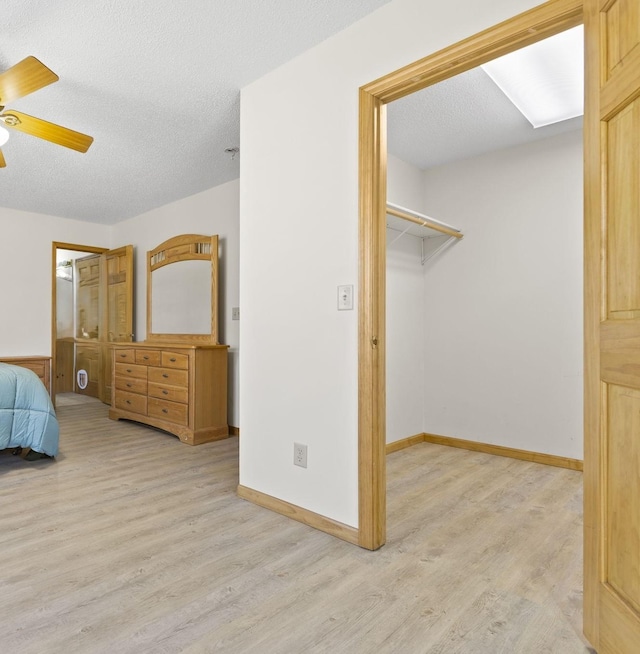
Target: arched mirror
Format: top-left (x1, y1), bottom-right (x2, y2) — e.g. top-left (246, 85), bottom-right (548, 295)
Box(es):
top-left (147, 234), bottom-right (219, 344)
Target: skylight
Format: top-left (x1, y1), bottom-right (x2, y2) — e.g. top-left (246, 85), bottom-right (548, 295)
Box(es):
top-left (481, 25), bottom-right (584, 128)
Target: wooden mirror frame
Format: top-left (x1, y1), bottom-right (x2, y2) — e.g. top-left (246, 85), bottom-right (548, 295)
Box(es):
top-left (146, 233), bottom-right (219, 344)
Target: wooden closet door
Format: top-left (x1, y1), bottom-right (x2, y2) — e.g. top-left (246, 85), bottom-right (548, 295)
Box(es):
top-left (100, 245), bottom-right (133, 404)
top-left (584, 0), bottom-right (640, 650)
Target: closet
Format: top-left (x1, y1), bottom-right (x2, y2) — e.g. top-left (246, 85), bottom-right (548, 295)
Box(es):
top-left (385, 129), bottom-right (584, 463)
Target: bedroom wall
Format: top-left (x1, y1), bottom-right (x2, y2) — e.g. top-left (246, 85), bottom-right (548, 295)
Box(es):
top-left (0, 207), bottom-right (110, 357)
top-left (239, 0), bottom-right (541, 527)
top-left (420, 129), bottom-right (583, 459)
top-left (110, 178), bottom-right (240, 427)
top-left (386, 154), bottom-right (425, 443)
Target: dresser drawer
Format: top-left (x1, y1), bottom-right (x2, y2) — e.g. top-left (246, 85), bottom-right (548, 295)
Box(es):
top-left (148, 382), bottom-right (188, 404)
top-left (114, 349), bottom-right (136, 364)
top-left (148, 367), bottom-right (188, 388)
top-left (115, 390), bottom-right (148, 414)
top-left (115, 362), bottom-right (148, 380)
top-left (115, 375), bottom-right (148, 394)
top-left (161, 351), bottom-right (189, 370)
top-left (148, 397), bottom-right (188, 426)
top-left (135, 350), bottom-right (162, 366)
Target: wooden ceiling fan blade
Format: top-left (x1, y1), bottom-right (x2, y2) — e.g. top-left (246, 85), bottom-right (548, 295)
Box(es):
top-left (0, 149), bottom-right (5, 168)
top-left (0, 57), bottom-right (58, 105)
top-left (2, 111), bottom-right (93, 153)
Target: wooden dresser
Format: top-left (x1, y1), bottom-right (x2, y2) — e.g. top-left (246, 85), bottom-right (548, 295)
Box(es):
top-left (0, 356), bottom-right (51, 396)
top-left (108, 342), bottom-right (228, 445)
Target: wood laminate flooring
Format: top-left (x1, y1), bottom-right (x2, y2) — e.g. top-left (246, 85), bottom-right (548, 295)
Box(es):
top-left (0, 395), bottom-right (592, 653)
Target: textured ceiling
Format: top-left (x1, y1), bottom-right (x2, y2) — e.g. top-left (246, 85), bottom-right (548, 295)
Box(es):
top-left (387, 65), bottom-right (583, 172)
top-left (1, 0), bottom-right (390, 224)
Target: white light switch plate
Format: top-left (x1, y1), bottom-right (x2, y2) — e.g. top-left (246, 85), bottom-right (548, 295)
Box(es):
top-left (338, 285), bottom-right (354, 311)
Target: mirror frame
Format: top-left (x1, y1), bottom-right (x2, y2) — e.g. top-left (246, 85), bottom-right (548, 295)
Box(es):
top-left (147, 233), bottom-right (219, 344)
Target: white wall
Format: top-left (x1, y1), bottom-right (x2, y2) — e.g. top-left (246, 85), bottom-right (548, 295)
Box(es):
top-left (421, 129), bottom-right (583, 459)
top-left (240, 0), bottom-right (541, 527)
top-left (111, 179), bottom-right (240, 427)
top-left (386, 155), bottom-right (425, 442)
top-left (0, 207), bottom-right (110, 357)
top-left (55, 278), bottom-right (74, 338)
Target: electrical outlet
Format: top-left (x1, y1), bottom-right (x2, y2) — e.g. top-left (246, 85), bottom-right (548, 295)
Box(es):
top-left (232, 307), bottom-right (240, 320)
top-left (294, 442), bottom-right (307, 468)
top-left (338, 285), bottom-right (354, 311)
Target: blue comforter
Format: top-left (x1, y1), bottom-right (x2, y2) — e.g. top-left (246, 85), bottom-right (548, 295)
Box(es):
top-left (0, 363), bottom-right (59, 456)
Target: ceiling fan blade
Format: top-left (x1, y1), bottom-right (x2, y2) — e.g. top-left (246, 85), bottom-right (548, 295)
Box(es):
top-left (0, 149), bottom-right (5, 168)
top-left (0, 57), bottom-right (58, 105)
top-left (2, 111), bottom-right (93, 153)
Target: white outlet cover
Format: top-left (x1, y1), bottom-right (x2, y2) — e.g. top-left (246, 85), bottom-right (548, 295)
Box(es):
top-left (338, 285), bottom-right (354, 311)
top-left (294, 442), bottom-right (307, 468)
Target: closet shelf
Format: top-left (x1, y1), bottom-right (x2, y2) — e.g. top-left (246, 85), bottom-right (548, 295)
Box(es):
top-left (386, 202), bottom-right (464, 265)
top-left (386, 202), bottom-right (463, 240)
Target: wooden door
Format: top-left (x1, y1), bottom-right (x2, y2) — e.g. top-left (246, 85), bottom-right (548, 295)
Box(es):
top-left (75, 342), bottom-right (100, 397)
top-left (104, 246), bottom-right (134, 343)
top-left (100, 245), bottom-right (134, 404)
top-left (54, 338), bottom-right (74, 394)
top-left (585, 0), bottom-right (640, 650)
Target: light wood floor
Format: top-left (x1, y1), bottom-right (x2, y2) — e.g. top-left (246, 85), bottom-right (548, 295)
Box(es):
top-left (0, 394), bottom-right (592, 653)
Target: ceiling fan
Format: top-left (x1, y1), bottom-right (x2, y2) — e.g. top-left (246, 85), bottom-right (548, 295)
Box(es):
top-left (0, 56), bottom-right (93, 168)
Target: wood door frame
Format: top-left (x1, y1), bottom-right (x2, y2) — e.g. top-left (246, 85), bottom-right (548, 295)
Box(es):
top-left (51, 242), bottom-right (108, 403)
top-left (358, 0), bottom-right (584, 544)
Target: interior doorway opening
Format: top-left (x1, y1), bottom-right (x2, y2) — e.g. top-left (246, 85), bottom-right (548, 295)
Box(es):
top-left (384, 28), bottom-right (584, 465)
top-left (51, 241), bottom-right (134, 406)
top-left (358, 2), bottom-right (584, 554)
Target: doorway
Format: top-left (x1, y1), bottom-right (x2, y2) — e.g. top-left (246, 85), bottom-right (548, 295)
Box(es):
top-left (51, 241), bottom-right (134, 406)
top-left (357, 0), bottom-right (584, 553)
top-left (385, 36), bottom-right (583, 458)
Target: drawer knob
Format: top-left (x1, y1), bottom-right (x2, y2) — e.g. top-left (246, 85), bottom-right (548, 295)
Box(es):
top-left (143, 356), bottom-right (149, 360)
top-left (162, 390), bottom-right (168, 395)
top-left (126, 369), bottom-right (132, 373)
top-left (120, 354), bottom-right (126, 358)
top-left (162, 373), bottom-right (169, 378)
top-left (170, 357), bottom-right (176, 362)
top-left (126, 400), bottom-right (131, 405)
top-left (162, 408), bottom-right (168, 414)
top-left (127, 383), bottom-right (132, 388)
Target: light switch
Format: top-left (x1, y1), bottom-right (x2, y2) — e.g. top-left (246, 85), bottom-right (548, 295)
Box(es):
top-left (338, 285), bottom-right (354, 311)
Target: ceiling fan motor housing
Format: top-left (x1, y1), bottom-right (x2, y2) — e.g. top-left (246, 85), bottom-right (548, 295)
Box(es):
top-left (2, 114), bottom-right (20, 127)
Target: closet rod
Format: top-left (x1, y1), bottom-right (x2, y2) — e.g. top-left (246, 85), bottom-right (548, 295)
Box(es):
top-left (386, 202), bottom-right (463, 240)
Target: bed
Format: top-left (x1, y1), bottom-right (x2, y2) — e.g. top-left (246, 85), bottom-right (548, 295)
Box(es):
top-left (0, 362), bottom-right (59, 457)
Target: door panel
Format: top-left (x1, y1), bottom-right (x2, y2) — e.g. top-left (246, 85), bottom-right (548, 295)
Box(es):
top-left (75, 254), bottom-right (100, 339)
top-left (105, 246), bottom-right (133, 342)
top-left (607, 99), bottom-right (640, 317)
top-left (586, 0), bottom-right (640, 649)
top-left (606, 385), bottom-right (640, 613)
top-left (604, 0), bottom-right (640, 73)
top-left (75, 343), bottom-right (100, 398)
top-left (100, 245), bottom-right (133, 404)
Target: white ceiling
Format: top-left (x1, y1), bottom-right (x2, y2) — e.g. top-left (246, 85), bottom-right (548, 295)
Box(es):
top-left (387, 65), bottom-right (583, 172)
top-left (1, 0), bottom-right (390, 224)
top-left (2, 2), bottom-right (583, 226)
